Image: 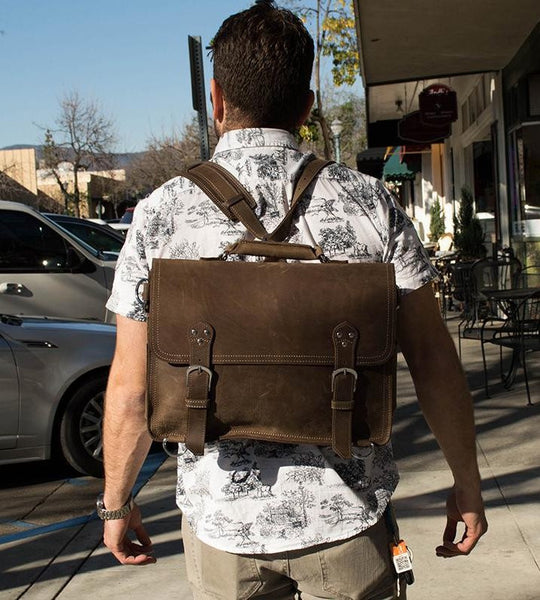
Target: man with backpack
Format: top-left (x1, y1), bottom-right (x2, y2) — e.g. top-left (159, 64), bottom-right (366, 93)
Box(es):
top-left (99, 2), bottom-right (487, 598)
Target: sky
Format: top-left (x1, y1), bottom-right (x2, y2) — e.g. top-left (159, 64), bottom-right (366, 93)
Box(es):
top-left (1, 0), bottom-right (362, 153)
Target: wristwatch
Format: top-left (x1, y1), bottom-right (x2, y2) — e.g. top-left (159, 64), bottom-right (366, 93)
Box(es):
top-left (96, 493), bottom-right (133, 520)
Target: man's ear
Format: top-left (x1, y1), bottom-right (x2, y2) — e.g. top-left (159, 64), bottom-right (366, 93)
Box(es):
top-left (210, 79), bottom-right (224, 124)
top-left (297, 90), bottom-right (315, 127)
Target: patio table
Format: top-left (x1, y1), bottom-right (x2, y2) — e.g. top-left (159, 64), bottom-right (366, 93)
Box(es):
top-left (483, 287), bottom-right (540, 402)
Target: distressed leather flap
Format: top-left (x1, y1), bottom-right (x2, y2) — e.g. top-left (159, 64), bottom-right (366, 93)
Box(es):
top-left (149, 259), bottom-right (397, 366)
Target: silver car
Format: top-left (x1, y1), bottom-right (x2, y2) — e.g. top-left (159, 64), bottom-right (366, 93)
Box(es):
top-left (0, 201), bottom-right (117, 322)
top-left (0, 313), bottom-right (116, 477)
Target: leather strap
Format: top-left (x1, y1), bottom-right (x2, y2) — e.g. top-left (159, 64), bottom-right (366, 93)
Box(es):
top-left (331, 322), bottom-right (359, 459)
top-left (185, 322), bottom-right (215, 455)
top-left (182, 162), bottom-right (269, 240)
top-left (224, 239), bottom-right (324, 261)
top-left (269, 158), bottom-right (332, 242)
top-left (181, 158), bottom-right (332, 244)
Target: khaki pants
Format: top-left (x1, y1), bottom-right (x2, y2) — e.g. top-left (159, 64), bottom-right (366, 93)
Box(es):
top-left (182, 515), bottom-right (403, 600)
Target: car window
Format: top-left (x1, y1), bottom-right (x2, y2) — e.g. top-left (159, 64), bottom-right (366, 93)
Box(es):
top-left (60, 222), bottom-right (124, 253)
top-left (120, 209), bottom-right (134, 224)
top-left (0, 210), bottom-right (72, 272)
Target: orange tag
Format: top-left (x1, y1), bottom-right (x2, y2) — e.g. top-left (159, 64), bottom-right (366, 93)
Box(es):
top-left (390, 540), bottom-right (413, 574)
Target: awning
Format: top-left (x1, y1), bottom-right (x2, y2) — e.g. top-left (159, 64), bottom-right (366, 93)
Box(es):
top-left (382, 146), bottom-right (420, 181)
top-left (356, 147), bottom-right (387, 179)
top-left (356, 147), bottom-right (387, 162)
top-left (353, 0), bottom-right (540, 86)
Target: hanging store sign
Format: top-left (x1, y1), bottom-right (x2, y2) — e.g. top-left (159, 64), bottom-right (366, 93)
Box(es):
top-left (419, 84), bottom-right (458, 125)
top-left (398, 111), bottom-right (451, 144)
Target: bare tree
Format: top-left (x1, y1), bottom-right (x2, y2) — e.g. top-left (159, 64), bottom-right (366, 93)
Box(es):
top-left (0, 164), bottom-right (22, 197)
top-left (123, 119), bottom-right (217, 198)
top-left (42, 91), bottom-right (116, 216)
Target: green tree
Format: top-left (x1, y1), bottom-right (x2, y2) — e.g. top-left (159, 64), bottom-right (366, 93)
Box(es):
top-left (299, 90), bottom-right (366, 167)
top-left (429, 197), bottom-right (445, 241)
top-left (453, 187), bottom-right (486, 259)
top-left (286, 0), bottom-right (360, 159)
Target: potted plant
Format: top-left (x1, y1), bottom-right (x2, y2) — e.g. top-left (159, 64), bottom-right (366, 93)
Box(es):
top-left (453, 186), bottom-right (486, 260)
top-left (429, 197), bottom-right (446, 242)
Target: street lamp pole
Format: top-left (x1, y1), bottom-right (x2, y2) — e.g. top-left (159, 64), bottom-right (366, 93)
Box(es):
top-left (330, 118), bottom-right (343, 163)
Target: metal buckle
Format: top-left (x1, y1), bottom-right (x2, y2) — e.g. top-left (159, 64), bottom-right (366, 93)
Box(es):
top-left (185, 365), bottom-right (213, 390)
top-left (331, 367), bottom-right (358, 392)
top-left (135, 278), bottom-right (149, 308)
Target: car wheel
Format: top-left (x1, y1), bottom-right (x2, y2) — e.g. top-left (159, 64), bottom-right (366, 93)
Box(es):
top-left (60, 375), bottom-right (106, 478)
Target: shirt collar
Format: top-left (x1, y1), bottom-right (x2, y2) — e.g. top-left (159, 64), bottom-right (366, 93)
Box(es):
top-left (214, 128), bottom-right (300, 154)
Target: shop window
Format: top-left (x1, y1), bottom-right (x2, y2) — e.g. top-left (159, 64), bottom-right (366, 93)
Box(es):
top-left (528, 74), bottom-right (540, 117)
top-left (521, 125), bottom-right (540, 230)
top-left (473, 141), bottom-right (496, 213)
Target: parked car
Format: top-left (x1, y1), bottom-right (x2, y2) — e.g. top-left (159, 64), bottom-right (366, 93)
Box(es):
top-left (120, 206), bottom-right (135, 224)
top-left (44, 213), bottom-right (125, 257)
top-left (0, 313), bottom-right (116, 477)
top-left (0, 201), bottom-right (117, 322)
top-left (107, 206), bottom-right (135, 236)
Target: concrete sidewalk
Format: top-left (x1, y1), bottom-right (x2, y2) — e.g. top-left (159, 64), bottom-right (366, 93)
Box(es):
top-left (2, 316), bottom-right (539, 600)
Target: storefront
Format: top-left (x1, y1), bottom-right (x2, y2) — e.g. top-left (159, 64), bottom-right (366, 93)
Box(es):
top-left (503, 23), bottom-right (540, 264)
top-left (352, 0), bottom-right (540, 265)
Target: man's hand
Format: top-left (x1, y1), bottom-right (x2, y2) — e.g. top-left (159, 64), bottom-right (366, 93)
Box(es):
top-left (103, 502), bottom-right (156, 565)
top-left (435, 486), bottom-right (488, 558)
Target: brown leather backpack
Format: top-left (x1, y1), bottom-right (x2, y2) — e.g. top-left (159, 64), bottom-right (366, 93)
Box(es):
top-left (144, 159), bottom-right (398, 458)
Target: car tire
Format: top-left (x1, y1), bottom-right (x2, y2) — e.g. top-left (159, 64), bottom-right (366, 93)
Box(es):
top-left (60, 375), bottom-right (106, 478)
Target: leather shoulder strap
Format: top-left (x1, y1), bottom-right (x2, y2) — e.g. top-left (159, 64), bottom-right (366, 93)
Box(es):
top-left (181, 161), bottom-right (269, 240)
top-left (269, 158), bottom-right (332, 242)
top-left (181, 157), bottom-right (332, 242)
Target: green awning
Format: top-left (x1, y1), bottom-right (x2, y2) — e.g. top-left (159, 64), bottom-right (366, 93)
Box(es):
top-left (383, 146), bottom-right (418, 182)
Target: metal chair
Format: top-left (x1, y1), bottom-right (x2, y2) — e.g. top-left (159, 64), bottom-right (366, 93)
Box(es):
top-left (514, 265), bottom-right (540, 289)
top-left (456, 257), bottom-right (522, 397)
top-left (486, 290), bottom-right (540, 405)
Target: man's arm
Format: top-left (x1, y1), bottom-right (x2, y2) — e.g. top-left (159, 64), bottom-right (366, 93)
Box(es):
top-left (397, 283), bottom-right (488, 557)
top-left (102, 315), bottom-right (155, 565)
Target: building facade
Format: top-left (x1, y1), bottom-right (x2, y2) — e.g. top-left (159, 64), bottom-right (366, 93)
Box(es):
top-left (353, 0), bottom-right (540, 266)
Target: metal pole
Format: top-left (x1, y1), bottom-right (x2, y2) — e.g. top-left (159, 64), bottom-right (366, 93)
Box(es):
top-left (334, 133), bottom-right (341, 163)
top-left (188, 35), bottom-right (210, 161)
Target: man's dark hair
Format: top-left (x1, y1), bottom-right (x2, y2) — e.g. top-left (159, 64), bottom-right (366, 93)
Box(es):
top-left (211, 1), bottom-right (314, 131)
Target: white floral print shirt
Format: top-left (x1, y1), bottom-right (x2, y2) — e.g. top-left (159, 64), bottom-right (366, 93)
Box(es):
top-left (107, 128), bottom-right (437, 554)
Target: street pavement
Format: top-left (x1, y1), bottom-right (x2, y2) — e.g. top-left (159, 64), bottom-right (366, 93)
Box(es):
top-left (1, 315), bottom-right (539, 600)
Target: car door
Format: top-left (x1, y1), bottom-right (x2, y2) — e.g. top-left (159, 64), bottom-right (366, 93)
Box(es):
top-left (0, 329), bottom-right (18, 449)
top-left (0, 208), bottom-right (112, 321)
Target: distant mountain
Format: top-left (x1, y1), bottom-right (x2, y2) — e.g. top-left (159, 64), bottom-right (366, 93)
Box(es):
top-left (0, 145), bottom-right (143, 168)
top-left (1, 144), bottom-right (38, 151)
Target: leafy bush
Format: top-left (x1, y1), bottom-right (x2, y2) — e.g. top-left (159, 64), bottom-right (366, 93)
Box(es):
top-left (453, 187), bottom-right (486, 259)
top-left (429, 197), bottom-right (445, 241)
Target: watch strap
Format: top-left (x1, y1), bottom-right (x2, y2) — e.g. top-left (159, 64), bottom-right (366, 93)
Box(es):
top-left (96, 493), bottom-right (133, 520)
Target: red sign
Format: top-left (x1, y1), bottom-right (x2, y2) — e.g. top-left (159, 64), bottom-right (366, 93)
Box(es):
top-left (419, 84), bottom-right (458, 125)
top-left (398, 111), bottom-right (451, 144)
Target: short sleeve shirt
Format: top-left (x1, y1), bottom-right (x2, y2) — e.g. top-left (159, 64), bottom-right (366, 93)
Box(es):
top-left (107, 128), bottom-right (437, 554)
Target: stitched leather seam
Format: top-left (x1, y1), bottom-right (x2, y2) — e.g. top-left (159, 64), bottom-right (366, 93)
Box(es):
top-left (223, 431), bottom-right (330, 440)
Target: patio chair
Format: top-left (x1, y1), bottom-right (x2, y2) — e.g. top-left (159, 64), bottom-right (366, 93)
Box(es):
top-left (456, 257), bottom-right (522, 396)
top-left (514, 265), bottom-right (540, 289)
top-left (486, 290), bottom-right (540, 405)
top-left (436, 232), bottom-right (454, 254)
top-left (432, 252), bottom-right (458, 319)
